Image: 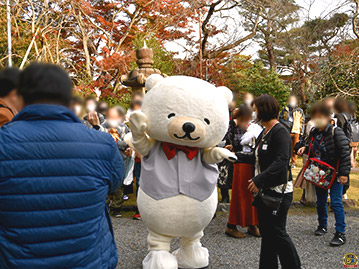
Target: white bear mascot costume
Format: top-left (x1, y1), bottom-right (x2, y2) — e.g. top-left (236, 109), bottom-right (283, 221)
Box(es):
top-left (129, 75), bottom-right (236, 269)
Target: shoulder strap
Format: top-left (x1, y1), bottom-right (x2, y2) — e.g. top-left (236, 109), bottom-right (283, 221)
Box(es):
top-left (0, 104), bottom-right (14, 116)
top-left (332, 126), bottom-right (337, 137)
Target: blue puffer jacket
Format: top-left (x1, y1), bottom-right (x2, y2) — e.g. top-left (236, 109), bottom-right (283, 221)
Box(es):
top-left (0, 105), bottom-right (124, 269)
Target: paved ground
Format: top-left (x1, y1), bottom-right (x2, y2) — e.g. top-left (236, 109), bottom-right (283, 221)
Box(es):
top-left (113, 208), bottom-right (359, 269)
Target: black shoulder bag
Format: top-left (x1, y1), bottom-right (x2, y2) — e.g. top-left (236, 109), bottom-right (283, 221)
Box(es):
top-left (252, 179), bottom-right (288, 216)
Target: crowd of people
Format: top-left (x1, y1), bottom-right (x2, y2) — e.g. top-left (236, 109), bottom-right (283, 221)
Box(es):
top-left (0, 63), bottom-right (357, 268)
top-left (220, 92), bottom-right (357, 268)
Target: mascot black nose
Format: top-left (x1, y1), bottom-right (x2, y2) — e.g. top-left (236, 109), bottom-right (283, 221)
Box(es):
top-left (182, 122), bottom-right (196, 133)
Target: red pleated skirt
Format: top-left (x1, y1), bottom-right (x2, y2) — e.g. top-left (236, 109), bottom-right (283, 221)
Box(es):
top-left (228, 163), bottom-right (259, 227)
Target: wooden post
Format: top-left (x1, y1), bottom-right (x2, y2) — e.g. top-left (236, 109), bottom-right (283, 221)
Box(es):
top-left (6, 0), bottom-right (12, 67)
top-left (199, 10), bottom-right (202, 79)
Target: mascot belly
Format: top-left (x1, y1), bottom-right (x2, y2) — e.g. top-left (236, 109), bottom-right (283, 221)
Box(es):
top-left (129, 74), bottom-right (236, 269)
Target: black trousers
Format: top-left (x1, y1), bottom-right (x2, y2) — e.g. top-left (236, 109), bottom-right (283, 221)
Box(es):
top-left (257, 192), bottom-right (301, 269)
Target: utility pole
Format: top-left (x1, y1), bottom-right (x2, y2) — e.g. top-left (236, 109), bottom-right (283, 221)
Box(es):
top-left (6, 0), bottom-right (12, 67)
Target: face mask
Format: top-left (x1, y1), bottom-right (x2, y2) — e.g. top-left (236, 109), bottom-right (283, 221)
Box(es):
top-left (86, 104), bottom-right (96, 113)
top-left (289, 102), bottom-right (297, 108)
top-left (107, 119), bottom-right (119, 128)
top-left (252, 111), bottom-right (257, 121)
top-left (73, 105), bottom-right (82, 116)
top-left (313, 118), bottom-right (328, 129)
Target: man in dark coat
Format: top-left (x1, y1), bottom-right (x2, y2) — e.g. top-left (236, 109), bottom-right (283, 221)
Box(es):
top-left (0, 63), bottom-right (124, 268)
top-left (0, 67), bottom-right (20, 126)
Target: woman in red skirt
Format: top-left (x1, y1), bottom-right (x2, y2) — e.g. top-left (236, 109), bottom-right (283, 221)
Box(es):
top-left (225, 104), bottom-right (261, 238)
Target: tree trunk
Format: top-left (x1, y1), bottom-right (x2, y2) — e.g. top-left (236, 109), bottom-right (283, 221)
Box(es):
top-left (299, 71), bottom-right (306, 102)
top-left (265, 19), bottom-right (277, 72)
top-left (266, 39), bottom-right (277, 72)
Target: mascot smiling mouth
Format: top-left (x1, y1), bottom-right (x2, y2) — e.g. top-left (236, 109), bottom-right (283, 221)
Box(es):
top-left (174, 133), bottom-right (200, 141)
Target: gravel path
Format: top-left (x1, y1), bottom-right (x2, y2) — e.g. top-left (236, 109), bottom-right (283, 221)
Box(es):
top-left (113, 209), bottom-right (359, 269)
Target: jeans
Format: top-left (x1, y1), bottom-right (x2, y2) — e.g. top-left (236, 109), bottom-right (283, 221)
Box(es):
top-left (315, 179), bottom-right (346, 233)
top-left (135, 162), bottom-right (141, 190)
top-left (257, 192), bottom-right (301, 269)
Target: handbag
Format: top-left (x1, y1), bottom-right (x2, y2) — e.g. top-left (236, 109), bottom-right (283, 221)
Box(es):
top-left (302, 129), bottom-right (338, 190)
top-left (252, 183), bottom-right (287, 216)
top-left (252, 169), bottom-right (289, 216)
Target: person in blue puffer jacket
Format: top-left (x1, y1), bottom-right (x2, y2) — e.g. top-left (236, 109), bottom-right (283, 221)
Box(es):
top-left (0, 63), bottom-right (125, 269)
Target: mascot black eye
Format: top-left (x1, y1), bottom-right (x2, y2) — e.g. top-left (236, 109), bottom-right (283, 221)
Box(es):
top-left (204, 118), bottom-right (210, 125)
top-left (168, 113), bottom-right (176, 119)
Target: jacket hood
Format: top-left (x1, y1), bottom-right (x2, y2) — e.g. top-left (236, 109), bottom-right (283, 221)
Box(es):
top-left (12, 104), bottom-right (82, 123)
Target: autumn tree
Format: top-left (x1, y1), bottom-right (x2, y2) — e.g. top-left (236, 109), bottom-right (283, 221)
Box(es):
top-left (174, 0), bottom-right (263, 83)
top-left (311, 40), bottom-right (359, 108)
top-left (0, 0), bottom-right (71, 67)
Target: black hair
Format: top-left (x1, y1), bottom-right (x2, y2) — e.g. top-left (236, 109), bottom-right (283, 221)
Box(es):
top-left (0, 67), bottom-right (20, 98)
top-left (253, 94), bottom-right (280, 122)
top-left (233, 104), bottom-right (252, 120)
top-left (130, 100), bottom-right (142, 110)
top-left (97, 100), bottom-right (108, 114)
top-left (334, 97), bottom-right (349, 114)
top-left (19, 63), bottom-right (72, 106)
top-left (311, 102), bottom-right (331, 117)
top-left (348, 101), bottom-right (356, 117)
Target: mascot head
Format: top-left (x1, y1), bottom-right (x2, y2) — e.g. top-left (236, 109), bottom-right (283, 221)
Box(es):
top-left (142, 74), bottom-right (232, 148)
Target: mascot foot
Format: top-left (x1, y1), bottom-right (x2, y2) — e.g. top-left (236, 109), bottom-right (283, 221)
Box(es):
top-left (142, 250), bottom-right (178, 269)
top-left (173, 243), bottom-right (209, 269)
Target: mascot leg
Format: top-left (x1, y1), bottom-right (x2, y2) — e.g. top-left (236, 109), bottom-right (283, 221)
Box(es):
top-left (173, 231), bottom-right (209, 269)
top-left (143, 230), bottom-right (178, 269)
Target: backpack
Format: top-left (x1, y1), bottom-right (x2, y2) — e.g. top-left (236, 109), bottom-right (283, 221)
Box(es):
top-left (340, 113), bottom-right (352, 140)
top-left (348, 116), bottom-right (359, 142)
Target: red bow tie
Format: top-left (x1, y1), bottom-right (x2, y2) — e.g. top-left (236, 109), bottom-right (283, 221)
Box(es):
top-left (162, 142), bottom-right (199, 160)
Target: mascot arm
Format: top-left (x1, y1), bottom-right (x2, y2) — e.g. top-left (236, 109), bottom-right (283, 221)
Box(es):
top-left (202, 147), bottom-right (237, 164)
top-left (132, 135), bottom-right (154, 157)
top-left (129, 111), bottom-right (154, 156)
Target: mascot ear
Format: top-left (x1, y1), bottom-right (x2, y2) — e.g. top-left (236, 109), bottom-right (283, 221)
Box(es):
top-left (217, 86), bottom-right (233, 104)
top-left (145, 74), bottom-right (164, 91)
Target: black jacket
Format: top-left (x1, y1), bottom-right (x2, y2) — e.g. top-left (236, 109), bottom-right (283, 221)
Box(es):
top-left (303, 124), bottom-right (351, 177)
top-left (236, 123), bottom-right (292, 189)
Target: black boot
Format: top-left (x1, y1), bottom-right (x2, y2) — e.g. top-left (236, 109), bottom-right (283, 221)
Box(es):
top-left (220, 188), bottom-right (229, 203)
top-left (330, 232), bottom-right (346, 246)
top-left (314, 226), bottom-right (327, 236)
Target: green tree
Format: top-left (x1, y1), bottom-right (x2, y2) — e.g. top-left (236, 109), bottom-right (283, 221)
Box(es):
top-left (132, 35), bottom-right (176, 76)
top-left (229, 60), bottom-right (290, 108)
top-left (274, 13), bottom-right (349, 101)
top-left (243, 0), bottom-right (299, 72)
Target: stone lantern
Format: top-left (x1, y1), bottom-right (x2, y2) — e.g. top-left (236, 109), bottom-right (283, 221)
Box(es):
top-left (120, 42), bottom-right (166, 94)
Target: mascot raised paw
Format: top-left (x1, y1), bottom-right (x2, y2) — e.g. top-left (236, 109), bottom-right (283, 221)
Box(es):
top-left (129, 74), bottom-right (236, 269)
